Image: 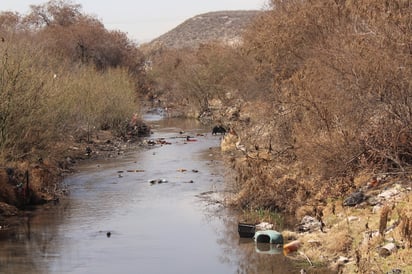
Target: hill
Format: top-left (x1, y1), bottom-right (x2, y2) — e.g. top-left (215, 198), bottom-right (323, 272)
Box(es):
top-left (147, 10), bottom-right (262, 49)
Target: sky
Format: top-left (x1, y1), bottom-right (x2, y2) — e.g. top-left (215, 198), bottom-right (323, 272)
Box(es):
top-left (1, 0), bottom-right (268, 43)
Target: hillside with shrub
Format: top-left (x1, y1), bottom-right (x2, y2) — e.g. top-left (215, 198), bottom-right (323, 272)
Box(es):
top-left (147, 10), bottom-right (261, 49)
top-left (147, 0), bottom-right (412, 272)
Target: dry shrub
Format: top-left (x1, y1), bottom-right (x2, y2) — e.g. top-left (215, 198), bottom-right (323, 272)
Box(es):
top-left (379, 205), bottom-right (391, 235)
top-left (0, 38), bottom-right (138, 162)
top-left (224, 0), bottom-right (411, 220)
top-left (0, 2), bottom-right (145, 163)
top-left (399, 209), bottom-right (412, 248)
top-left (324, 229), bottom-right (353, 254)
top-left (228, 157), bottom-right (315, 213)
top-left (148, 42), bottom-right (261, 119)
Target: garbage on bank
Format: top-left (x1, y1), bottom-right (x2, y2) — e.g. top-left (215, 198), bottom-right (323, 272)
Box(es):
top-left (238, 222), bottom-right (300, 255)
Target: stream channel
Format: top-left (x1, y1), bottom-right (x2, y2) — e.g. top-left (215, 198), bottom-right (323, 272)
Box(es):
top-left (0, 112), bottom-right (303, 274)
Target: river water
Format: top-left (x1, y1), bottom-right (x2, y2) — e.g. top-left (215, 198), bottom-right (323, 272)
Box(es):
top-left (0, 113), bottom-right (304, 274)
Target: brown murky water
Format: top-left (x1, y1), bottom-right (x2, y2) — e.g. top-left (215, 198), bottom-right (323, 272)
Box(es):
top-left (0, 113), bottom-right (306, 274)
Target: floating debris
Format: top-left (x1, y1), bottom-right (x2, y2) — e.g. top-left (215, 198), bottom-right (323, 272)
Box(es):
top-left (149, 179), bottom-right (168, 185)
top-left (146, 139), bottom-right (156, 146)
top-left (126, 169), bottom-right (145, 172)
top-left (185, 136), bottom-right (197, 142)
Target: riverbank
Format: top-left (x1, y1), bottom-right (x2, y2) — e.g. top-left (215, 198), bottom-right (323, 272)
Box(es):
top-left (172, 99), bottom-right (412, 273)
top-left (218, 146), bottom-right (412, 273)
top-left (0, 118), bottom-right (152, 230)
top-left (280, 176), bottom-right (412, 273)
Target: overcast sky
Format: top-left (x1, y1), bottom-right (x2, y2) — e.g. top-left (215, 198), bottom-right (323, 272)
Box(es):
top-left (1, 0), bottom-right (267, 43)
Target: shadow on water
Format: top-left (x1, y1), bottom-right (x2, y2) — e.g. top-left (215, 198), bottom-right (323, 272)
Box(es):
top-left (0, 113), bottom-right (314, 274)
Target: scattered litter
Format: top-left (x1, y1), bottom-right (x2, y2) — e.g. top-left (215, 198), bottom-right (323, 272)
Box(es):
top-left (238, 223), bottom-right (256, 238)
top-left (347, 216), bottom-right (359, 222)
top-left (256, 222), bottom-right (273, 230)
top-left (337, 256), bottom-right (350, 264)
top-left (378, 184), bottom-right (402, 200)
top-left (297, 216), bottom-right (322, 232)
top-left (254, 230), bottom-right (284, 245)
top-left (387, 269), bottom-right (402, 274)
top-left (379, 242), bottom-right (397, 257)
top-left (283, 240), bottom-right (301, 255)
top-left (185, 136), bottom-right (197, 142)
top-left (147, 139), bottom-right (156, 146)
top-left (343, 191), bottom-right (365, 206)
